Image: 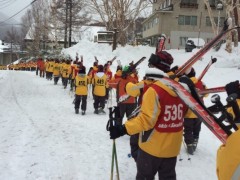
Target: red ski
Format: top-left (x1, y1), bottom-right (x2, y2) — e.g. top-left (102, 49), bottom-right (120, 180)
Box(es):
top-left (175, 26), bottom-right (240, 76)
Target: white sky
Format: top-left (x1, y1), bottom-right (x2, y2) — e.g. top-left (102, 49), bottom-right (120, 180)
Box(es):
top-left (0, 41), bottom-right (240, 179)
top-left (0, 0), bottom-right (33, 22)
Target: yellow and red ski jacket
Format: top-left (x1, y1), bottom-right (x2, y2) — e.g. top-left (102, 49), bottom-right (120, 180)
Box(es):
top-left (217, 128), bottom-right (240, 180)
top-left (125, 81), bottom-right (188, 158)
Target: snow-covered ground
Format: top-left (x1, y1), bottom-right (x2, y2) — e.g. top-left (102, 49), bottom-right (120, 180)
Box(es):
top-left (0, 41), bottom-right (240, 180)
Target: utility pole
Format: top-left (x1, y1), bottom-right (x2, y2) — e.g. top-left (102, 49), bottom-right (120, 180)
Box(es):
top-left (11, 24), bottom-right (13, 63)
top-left (233, 0), bottom-right (240, 40)
top-left (112, 28), bottom-right (118, 51)
top-left (68, 0), bottom-right (72, 47)
top-left (64, 0), bottom-right (69, 48)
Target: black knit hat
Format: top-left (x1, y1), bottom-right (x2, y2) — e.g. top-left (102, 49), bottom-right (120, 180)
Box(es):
top-left (225, 80), bottom-right (240, 98)
top-left (148, 51), bottom-right (173, 72)
top-left (98, 65), bottom-right (104, 72)
top-left (79, 66), bottom-right (86, 74)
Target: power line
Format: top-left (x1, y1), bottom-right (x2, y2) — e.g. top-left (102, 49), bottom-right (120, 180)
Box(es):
top-left (0, 0), bottom-right (17, 10)
top-left (0, 0), bottom-right (38, 25)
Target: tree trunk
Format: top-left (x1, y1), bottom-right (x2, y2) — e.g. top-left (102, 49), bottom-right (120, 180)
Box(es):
top-left (203, 0), bottom-right (217, 35)
top-left (225, 17), bottom-right (233, 53)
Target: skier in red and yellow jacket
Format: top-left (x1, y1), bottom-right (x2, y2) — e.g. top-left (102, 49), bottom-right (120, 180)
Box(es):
top-left (109, 52), bottom-right (188, 180)
top-left (216, 80), bottom-right (240, 180)
top-left (109, 65), bottom-right (138, 125)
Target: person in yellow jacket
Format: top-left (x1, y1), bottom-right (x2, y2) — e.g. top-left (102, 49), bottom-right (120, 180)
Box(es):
top-left (70, 61), bottom-right (79, 91)
top-left (183, 67), bottom-right (207, 155)
top-left (47, 59), bottom-right (54, 80)
top-left (109, 52), bottom-right (189, 180)
top-left (62, 60), bottom-right (71, 89)
top-left (92, 65), bottom-right (108, 114)
top-left (216, 128), bottom-right (240, 180)
top-left (53, 59), bottom-right (61, 85)
top-left (60, 59), bottom-right (66, 86)
top-left (216, 80), bottom-right (240, 180)
top-left (74, 66), bottom-right (90, 115)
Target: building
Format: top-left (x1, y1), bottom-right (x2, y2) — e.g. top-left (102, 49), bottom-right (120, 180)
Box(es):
top-left (0, 40), bottom-right (27, 65)
top-left (24, 25), bottom-right (106, 56)
top-left (142, 0), bottom-right (226, 49)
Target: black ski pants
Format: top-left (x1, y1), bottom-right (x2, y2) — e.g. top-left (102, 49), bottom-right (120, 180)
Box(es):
top-left (93, 95), bottom-right (105, 110)
top-left (183, 118), bottom-right (202, 144)
top-left (62, 77), bottom-right (68, 88)
top-left (75, 95), bottom-right (87, 111)
top-left (36, 67), bottom-right (39, 75)
top-left (54, 76), bottom-right (59, 84)
top-left (136, 149), bottom-right (177, 180)
top-left (116, 103), bottom-right (137, 125)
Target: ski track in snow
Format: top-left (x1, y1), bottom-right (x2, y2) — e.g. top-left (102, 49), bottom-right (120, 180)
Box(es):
top-left (0, 70), bottom-right (221, 180)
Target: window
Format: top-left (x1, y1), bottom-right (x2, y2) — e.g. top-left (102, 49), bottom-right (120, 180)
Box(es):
top-left (180, 37), bottom-right (188, 46)
top-left (206, 17), bottom-right (225, 27)
top-left (167, 0), bottom-right (172, 6)
top-left (160, 0), bottom-right (172, 9)
top-left (181, 0), bottom-right (197, 3)
top-left (208, 0), bottom-right (216, 6)
top-left (178, 15), bottom-right (197, 25)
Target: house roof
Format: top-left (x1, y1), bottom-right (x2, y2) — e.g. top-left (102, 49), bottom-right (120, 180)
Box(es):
top-left (0, 40), bottom-right (10, 53)
top-left (25, 25), bottom-right (106, 42)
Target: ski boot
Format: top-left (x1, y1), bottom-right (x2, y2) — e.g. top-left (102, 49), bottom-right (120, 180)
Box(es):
top-left (75, 108), bottom-right (79, 114)
top-left (94, 109), bottom-right (98, 114)
top-left (82, 111), bottom-right (85, 115)
top-left (98, 108), bottom-right (106, 114)
top-left (187, 144), bottom-right (194, 155)
top-left (193, 138), bottom-right (198, 151)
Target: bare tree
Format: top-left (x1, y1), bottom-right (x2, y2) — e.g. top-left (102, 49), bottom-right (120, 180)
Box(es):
top-left (88, 0), bottom-right (151, 46)
top-left (203, 0), bottom-right (218, 35)
top-left (50, 0), bottom-right (91, 48)
top-left (21, 0), bottom-right (51, 56)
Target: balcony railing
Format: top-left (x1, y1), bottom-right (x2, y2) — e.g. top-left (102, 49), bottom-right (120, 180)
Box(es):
top-left (205, 4), bottom-right (223, 10)
top-left (180, 2), bottom-right (198, 9)
top-left (160, 4), bottom-right (174, 12)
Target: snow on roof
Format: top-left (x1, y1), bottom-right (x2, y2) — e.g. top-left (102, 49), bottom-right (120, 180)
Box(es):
top-left (0, 40), bottom-right (9, 53)
top-left (25, 25), bottom-right (106, 42)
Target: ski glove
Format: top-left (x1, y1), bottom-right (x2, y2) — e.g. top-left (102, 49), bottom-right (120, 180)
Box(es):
top-left (225, 80), bottom-right (240, 97)
top-left (170, 65), bottom-right (179, 73)
top-left (109, 125), bottom-right (127, 139)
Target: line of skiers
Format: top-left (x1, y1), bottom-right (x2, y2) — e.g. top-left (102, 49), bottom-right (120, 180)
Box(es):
top-left (0, 64), bottom-right (7, 70)
top-left (33, 55), bottom-right (141, 117)
top-left (4, 51), bottom-right (239, 179)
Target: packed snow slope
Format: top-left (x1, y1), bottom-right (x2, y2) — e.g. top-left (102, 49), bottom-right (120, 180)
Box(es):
top-left (0, 41), bottom-right (240, 180)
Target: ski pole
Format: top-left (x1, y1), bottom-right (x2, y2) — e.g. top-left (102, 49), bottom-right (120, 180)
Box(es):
top-left (111, 140), bottom-right (115, 180)
top-left (107, 107), bottom-right (120, 180)
top-left (113, 140), bottom-right (120, 180)
top-left (198, 57), bottom-right (217, 81)
top-left (182, 141), bottom-right (191, 161)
